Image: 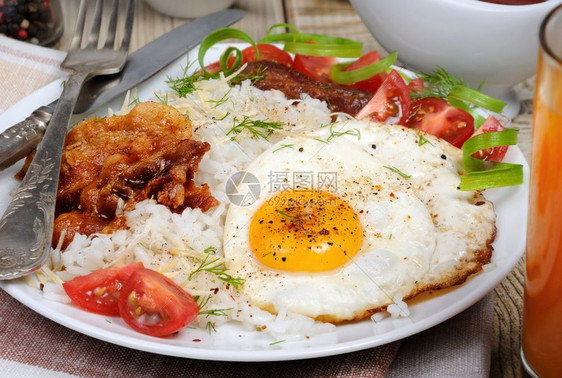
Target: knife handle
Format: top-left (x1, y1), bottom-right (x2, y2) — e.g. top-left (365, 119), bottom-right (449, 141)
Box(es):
top-left (0, 106), bottom-right (52, 171)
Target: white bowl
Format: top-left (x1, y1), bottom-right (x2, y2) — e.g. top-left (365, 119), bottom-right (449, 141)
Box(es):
top-left (350, 0), bottom-right (561, 115)
top-left (144, 0), bottom-right (235, 19)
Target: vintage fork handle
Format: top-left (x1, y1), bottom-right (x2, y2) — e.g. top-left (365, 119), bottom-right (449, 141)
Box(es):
top-left (0, 106), bottom-right (53, 171)
top-left (0, 72), bottom-right (88, 279)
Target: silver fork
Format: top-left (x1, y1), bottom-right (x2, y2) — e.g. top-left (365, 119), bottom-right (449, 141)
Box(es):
top-left (0, 0), bottom-right (136, 280)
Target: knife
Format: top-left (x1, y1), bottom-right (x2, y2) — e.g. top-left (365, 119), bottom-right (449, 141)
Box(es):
top-left (0, 8), bottom-right (245, 171)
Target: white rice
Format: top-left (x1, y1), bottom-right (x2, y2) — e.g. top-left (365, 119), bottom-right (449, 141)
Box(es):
top-left (33, 72), bottom-right (338, 341)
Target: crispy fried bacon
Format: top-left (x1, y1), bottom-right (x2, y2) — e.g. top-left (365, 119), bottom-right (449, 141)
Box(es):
top-left (18, 102), bottom-right (218, 249)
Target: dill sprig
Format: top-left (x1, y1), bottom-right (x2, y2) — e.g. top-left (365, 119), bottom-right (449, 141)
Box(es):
top-left (207, 87), bottom-right (232, 108)
top-left (153, 92), bottom-right (169, 105)
top-left (316, 123), bottom-right (361, 144)
top-left (227, 115), bottom-right (283, 140)
top-left (411, 67), bottom-right (466, 100)
top-left (273, 144), bottom-right (294, 153)
top-left (384, 165), bottom-right (411, 179)
top-left (275, 208), bottom-right (296, 219)
top-left (417, 134), bottom-right (432, 147)
top-left (269, 339), bottom-right (286, 346)
top-left (327, 127), bottom-right (360, 143)
top-left (189, 254), bottom-right (245, 289)
top-left (166, 61), bottom-right (207, 98)
top-left (199, 307), bottom-right (233, 317)
top-left (206, 321), bottom-right (217, 334)
top-left (231, 64), bottom-right (268, 85)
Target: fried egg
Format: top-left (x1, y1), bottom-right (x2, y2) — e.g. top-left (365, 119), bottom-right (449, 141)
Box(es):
top-left (223, 120), bottom-right (495, 322)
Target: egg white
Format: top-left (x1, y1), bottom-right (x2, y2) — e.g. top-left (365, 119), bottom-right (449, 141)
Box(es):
top-left (223, 120), bottom-right (496, 322)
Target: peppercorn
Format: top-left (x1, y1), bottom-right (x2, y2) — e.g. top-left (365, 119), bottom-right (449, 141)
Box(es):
top-left (0, 0), bottom-right (61, 45)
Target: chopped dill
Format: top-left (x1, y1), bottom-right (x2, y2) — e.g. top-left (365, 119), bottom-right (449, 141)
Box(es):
top-left (105, 319), bottom-right (112, 324)
top-left (129, 96), bottom-right (141, 107)
top-left (313, 137), bottom-right (329, 144)
top-left (196, 295), bottom-right (212, 310)
top-left (389, 234), bottom-right (393, 240)
top-left (212, 112), bottom-right (231, 121)
top-left (207, 87), bottom-right (232, 108)
top-left (411, 67), bottom-right (465, 100)
top-left (417, 134), bottom-right (432, 147)
top-left (324, 97), bottom-right (333, 110)
top-left (273, 144), bottom-right (294, 153)
top-left (227, 115), bottom-right (283, 140)
top-left (206, 321), bottom-right (217, 334)
top-left (93, 117), bottom-right (105, 123)
top-left (384, 165), bottom-right (411, 179)
top-left (153, 92), bottom-right (169, 105)
top-left (327, 127), bottom-right (360, 143)
top-left (231, 64), bottom-right (267, 85)
top-left (317, 124), bottom-right (361, 144)
top-left (199, 307), bottom-right (233, 317)
top-left (269, 339), bottom-right (286, 346)
top-left (275, 208), bottom-right (296, 219)
top-left (204, 246), bottom-right (217, 254)
top-left (166, 60), bottom-right (206, 98)
top-left (189, 254), bottom-right (245, 289)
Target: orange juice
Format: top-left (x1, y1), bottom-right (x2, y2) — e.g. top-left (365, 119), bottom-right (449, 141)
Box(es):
top-left (522, 44), bottom-right (562, 377)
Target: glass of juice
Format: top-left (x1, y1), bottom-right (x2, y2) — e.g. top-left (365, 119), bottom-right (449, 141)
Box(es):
top-left (521, 4), bottom-right (562, 378)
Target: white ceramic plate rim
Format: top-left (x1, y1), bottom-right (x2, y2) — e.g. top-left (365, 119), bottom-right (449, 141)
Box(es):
top-left (0, 46), bottom-right (530, 361)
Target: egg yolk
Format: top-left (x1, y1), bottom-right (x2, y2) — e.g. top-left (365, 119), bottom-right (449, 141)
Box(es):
top-left (249, 190), bottom-right (363, 272)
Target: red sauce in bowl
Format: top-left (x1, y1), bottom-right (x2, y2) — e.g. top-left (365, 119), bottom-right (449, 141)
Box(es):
top-left (479, 0), bottom-right (547, 4)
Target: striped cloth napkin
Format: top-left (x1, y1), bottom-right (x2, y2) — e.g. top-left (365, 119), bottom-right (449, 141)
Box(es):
top-left (0, 35), bottom-right (493, 378)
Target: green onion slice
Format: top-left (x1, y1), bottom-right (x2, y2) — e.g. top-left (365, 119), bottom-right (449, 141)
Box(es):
top-left (260, 32), bottom-right (362, 57)
top-left (449, 85), bottom-right (506, 114)
top-left (446, 96), bottom-right (487, 128)
top-left (198, 28), bottom-right (258, 75)
top-left (459, 129), bottom-right (523, 190)
top-left (330, 51), bottom-right (398, 85)
top-left (263, 23), bottom-right (301, 40)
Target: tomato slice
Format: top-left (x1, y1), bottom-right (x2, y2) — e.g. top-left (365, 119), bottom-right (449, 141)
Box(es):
top-left (405, 97), bottom-right (474, 148)
top-left (408, 77), bottom-right (424, 94)
top-left (63, 263), bottom-right (143, 316)
top-left (293, 54), bottom-right (338, 83)
top-left (471, 116), bottom-right (508, 162)
top-left (205, 44), bottom-right (292, 74)
top-left (355, 70), bottom-right (411, 125)
top-left (344, 51), bottom-right (386, 94)
top-left (118, 268), bottom-right (199, 337)
top-left (239, 44), bottom-right (293, 67)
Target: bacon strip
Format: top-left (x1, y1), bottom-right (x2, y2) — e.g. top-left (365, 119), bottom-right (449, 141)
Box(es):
top-left (19, 102), bottom-right (218, 249)
top-left (239, 60), bottom-right (372, 115)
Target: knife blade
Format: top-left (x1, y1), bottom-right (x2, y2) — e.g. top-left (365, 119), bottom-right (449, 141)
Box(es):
top-left (0, 8), bottom-right (245, 171)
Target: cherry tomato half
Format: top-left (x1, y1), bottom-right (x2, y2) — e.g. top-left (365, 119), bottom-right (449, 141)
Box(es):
top-left (343, 51), bottom-right (386, 94)
top-left (118, 268), bottom-right (199, 337)
top-left (355, 70), bottom-right (411, 125)
top-left (471, 116), bottom-right (508, 162)
top-left (63, 262), bottom-right (144, 316)
top-left (293, 54), bottom-right (338, 83)
top-left (405, 97), bottom-right (474, 148)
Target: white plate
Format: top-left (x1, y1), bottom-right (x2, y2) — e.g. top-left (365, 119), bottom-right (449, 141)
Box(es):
top-left (0, 46), bottom-right (530, 362)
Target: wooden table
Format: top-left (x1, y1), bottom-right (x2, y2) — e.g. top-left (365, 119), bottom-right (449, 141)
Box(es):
top-left (56, 1), bottom-right (533, 376)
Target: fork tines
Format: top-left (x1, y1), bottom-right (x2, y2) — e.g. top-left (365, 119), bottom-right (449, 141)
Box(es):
top-left (70, 0), bottom-right (136, 51)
